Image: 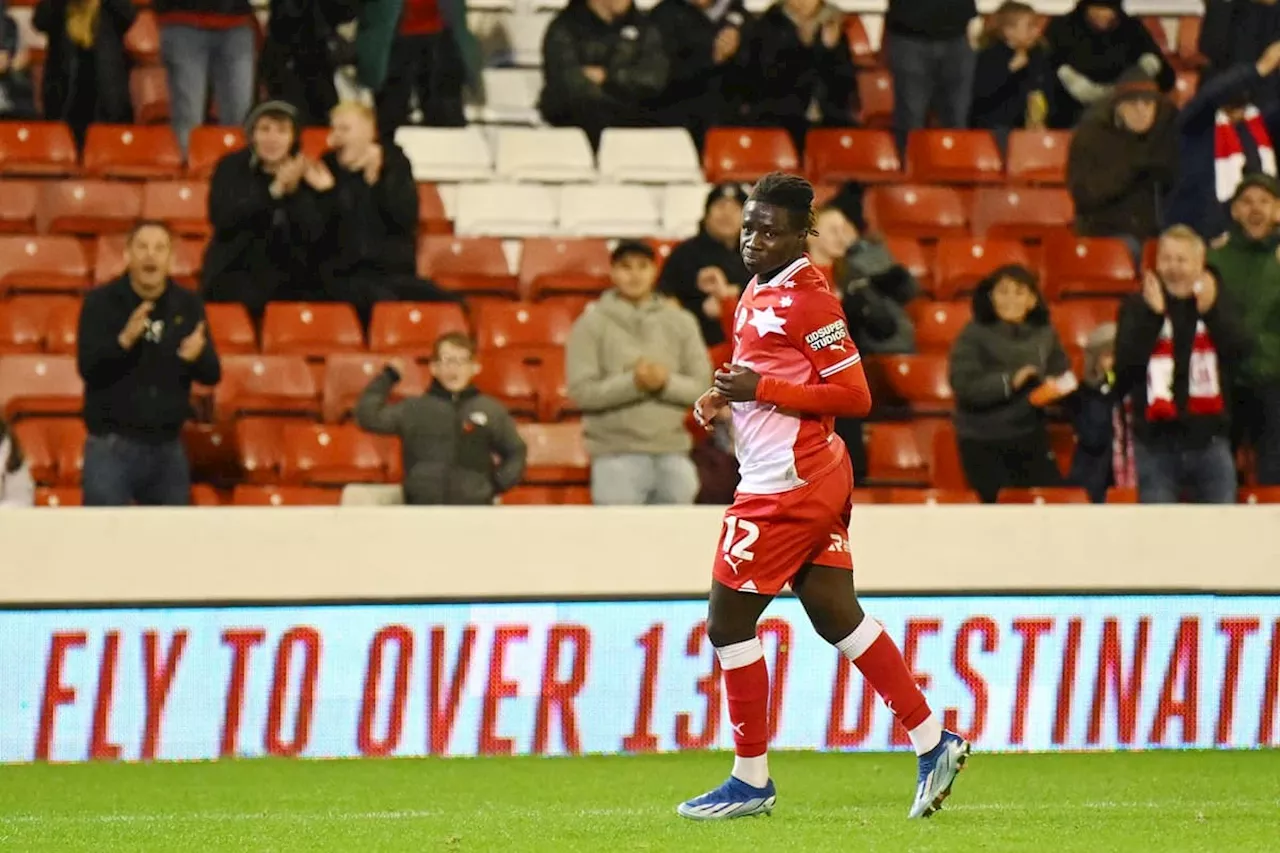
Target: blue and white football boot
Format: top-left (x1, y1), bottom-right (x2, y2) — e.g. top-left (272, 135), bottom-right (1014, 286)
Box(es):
top-left (908, 729), bottom-right (970, 819)
top-left (677, 776), bottom-right (777, 821)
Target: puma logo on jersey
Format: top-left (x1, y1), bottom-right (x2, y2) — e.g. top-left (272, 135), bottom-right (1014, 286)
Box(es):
top-left (805, 320), bottom-right (849, 352)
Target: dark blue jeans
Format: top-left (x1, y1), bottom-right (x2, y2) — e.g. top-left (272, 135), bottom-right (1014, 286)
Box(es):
top-left (1135, 435), bottom-right (1237, 504)
top-left (886, 34), bottom-right (976, 152)
top-left (83, 434), bottom-right (191, 507)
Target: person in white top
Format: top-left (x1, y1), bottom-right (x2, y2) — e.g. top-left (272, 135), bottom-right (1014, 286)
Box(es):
top-left (0, 419), bottom-right (35, 507)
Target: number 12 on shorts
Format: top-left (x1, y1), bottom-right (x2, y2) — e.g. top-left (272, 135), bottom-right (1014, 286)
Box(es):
top-left (721, 515), bottom-right (760, 571)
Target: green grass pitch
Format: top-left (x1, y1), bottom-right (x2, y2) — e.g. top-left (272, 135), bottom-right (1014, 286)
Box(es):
top-left (1, 751), bottom-right (1277, 852)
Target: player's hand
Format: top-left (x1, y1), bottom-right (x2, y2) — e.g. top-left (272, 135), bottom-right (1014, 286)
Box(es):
top-left (694, 387), bottom-right (729, 431)
top-left (304, 159), bottom-right (335, 192)
top-left (714, 363), bottom-right (762, 402)
top-left (177, 321), bottom-right (206, 363)
top-left (1010, 365), bottom-right (1040, 392)
top-left (1142, 270), bottom-right (1167, 315)
top-left (1193, 273), bottom-right (1218, 314)
top-left (712, 27), bottom-right (740, 64)
top-left (118, 300), bottom-right (155, 350)
top-left (583, 65), bottom-right (607, 85)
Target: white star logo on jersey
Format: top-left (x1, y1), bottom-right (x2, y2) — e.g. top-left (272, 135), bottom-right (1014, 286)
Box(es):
top-left (748, 306), bottom-right (787, 337)
top-left (779, 295), bottom-right (793, 308)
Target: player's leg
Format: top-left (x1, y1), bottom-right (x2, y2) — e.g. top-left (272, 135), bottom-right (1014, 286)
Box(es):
top-left (677, 580), bottom-right (777, 820)
top-left (792, 564), bottom-right (969, 819)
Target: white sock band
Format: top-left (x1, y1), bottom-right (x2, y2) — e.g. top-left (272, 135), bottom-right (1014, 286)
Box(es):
top-left (715, 637), bottom-right (764, 671)
top-left (834, 616), bottom-right (883, 660)
top-left (908, 715), bottom-right (944, 756)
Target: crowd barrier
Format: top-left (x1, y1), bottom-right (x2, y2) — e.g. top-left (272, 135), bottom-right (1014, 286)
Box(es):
top-left (2, 507), bottom-right (1278, 763)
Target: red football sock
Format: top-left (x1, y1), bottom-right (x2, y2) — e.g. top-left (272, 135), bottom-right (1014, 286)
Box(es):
top-left (717, 640), bottom-right (770, 758)
top-left (841, 620), bottom-right (931, 732)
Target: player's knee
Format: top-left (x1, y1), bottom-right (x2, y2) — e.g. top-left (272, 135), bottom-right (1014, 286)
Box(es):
top-left (706, 614), bottom-right (756, 648)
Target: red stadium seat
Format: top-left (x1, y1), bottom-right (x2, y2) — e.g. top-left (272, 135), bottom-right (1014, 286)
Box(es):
top-left (1173, 71), bottom-right (1198, 108)
top-left (880, 487), bottom-right (981, 504)
top-left (187, 127), bottom-right (246, 179)
top-left (1051, 299), bottom-right (1121, 353)
top-left (805, 129), bottom-right (902, 184)
top-left (1240, 486), bottom-right (1280, 504)
top-left (518, 422), bottom-right (590, 484)
top-left (299, 127), bottom-right (330, 161)
top-left (864, 354), bottom-right (953, 415)
top-left (702, 128), bottom-right (800, 183)
top-left (417, 236), bottom-right (518, 297)
top-left (908, 300), bottom-right (971, 353)
top-left (190, 484), bottom-right (228, 506)
top-left (1140, 16), bottom-right (1173, 53)
top-left (0, 298), bottom-right (46, 353)
top-left (368, 302), bottom-right (469, 357)
top-left (34, 486), bottom-right (83, 507)
top-left (1006, 130), bottom-right (1072, 185)
top-left (882, 236), bottom-right (932, 292)
top-left (233, 418), bottom-right (285, 484)
top-left (261, 303), bottom-right (365, 358)
top-left (92, 234), bottom-right (203, 286)
top-left (500, 485), bottom-right (593, 505)
top-left (857, 70), bottom-right (894, 128)
top-left (1176, 16), bottom-right (1208, 69)
top-left (83, 125), bottom-right (183, 179)
top-left (472, 349), bottom-right (544, 421)
top-left (864, 185), bottom-right (968, 240)
top-left (933, 237), bottom-right (1033, 300)
top-left (141, 180), bottom-right (210, 238)
top-left (0, 180), bottom-right (39, 233)
top-left (183, 421), bottom-right (242, 485)
top-left (1041, 235), bottom-right (1138, 300)
top-left (214, 355), bottom-right (320, 420)
top-left (0, 354), bottom-right (83, 418)
top-left (1048, 422), bottom-right (1076, 476)
top-left (205, 303), bottom-right (257, 355)
top-left (232, 484), bottom-right (344, 506)
top-left (928, 420), bottom-right (966, 490)
top-left (996, 487), bottom-right (1091, 504)
top-left (124, 10), bottom-right (161, 64)
top-left (418, 184), bottom-right (451, 235)
top-left (278, 422), bottom-right (392, 485)
top-left (971, 187), bottom-right (1075, 242)
top-left (474, 302), bottom-right (577, 351)
top-left (12, 418), bottom-right (57, 483)
top-left (864, 422), bottom-right (929, 485)
top-left (321, 354), bottom-right (428, 423)
top-left (0, 122), bottom-right (78, 176)
top-left (38, 180), bottom-right (143, 235)
top-left (0, 236), bottom-right (91, 293)
top-left (129, 66), bottom-right (170, 124)
top-left (519, 238), bottom-right (612, 299)
top-left (843, 15), bottom-right (877, 66)
top-left (1106, 486), bottom-right (1138, 504)
top-left (42, 298), bottom-right (80, 354)
top-left (906, 130), bottom-right (1004, 184)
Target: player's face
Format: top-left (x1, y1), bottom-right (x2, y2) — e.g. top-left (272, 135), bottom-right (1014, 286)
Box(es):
top-left (611, 253), bottom-right (657, 301)
top-left (740, 201), bottom-right (806, 276)
top-left (431, 341), bottom-right (479, 393)
top-left (990, 277), bottom-right (1037, 325)
top-left (125, 225), bottom-right (173, 298)
top-left (1232, 186), bottom-right (1277, 240)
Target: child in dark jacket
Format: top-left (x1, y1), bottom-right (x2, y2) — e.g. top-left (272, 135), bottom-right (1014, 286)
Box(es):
top-left (1067, 322), bottom-right (1135, 502)
top-left (969, 1), bottom-right (1049, 148)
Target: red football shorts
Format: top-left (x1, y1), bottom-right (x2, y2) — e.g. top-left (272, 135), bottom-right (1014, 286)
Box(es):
top-left (711, 460), bottom-right (854, 596)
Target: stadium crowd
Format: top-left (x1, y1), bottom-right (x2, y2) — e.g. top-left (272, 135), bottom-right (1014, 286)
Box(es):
top-left (0, 0), bottom-right (1279, 509)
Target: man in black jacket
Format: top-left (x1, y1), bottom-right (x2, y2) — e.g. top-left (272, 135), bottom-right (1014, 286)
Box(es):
top-left (356, 332), bottom-right (527, 504)
top-left (201, 100), bottom-right (332, 321)
top-left (659, 182), bottom-right (750, 347)
top-left (538, 0), bottom-right (669, 150)
top-left (1115, 225), bottom-right (1250, 503)
top-left (647, 0), bottom-right (748, 147)
top-left (884, 0), bottom-right (977, 151)
top-left (77, 221), bottom-right (222, 506)
top-left (312, 101), bottom-right (458, 327)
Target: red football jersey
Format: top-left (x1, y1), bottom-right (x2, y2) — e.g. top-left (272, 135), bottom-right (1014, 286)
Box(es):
top-left (730, 255), bottom-right (861, 495)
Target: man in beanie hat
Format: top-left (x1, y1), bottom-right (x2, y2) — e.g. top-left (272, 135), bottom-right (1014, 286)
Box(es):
top-left (1044, 0), bottom-right (1174, 128)
top-left (1068, 65), bottom-right (1180, 251)
top-left (1208, 172), bottom-right (1280, 484)
top-left (659, 182), bottom-right (751, 347)
top-left (201, 100), bottom-right (334, 320)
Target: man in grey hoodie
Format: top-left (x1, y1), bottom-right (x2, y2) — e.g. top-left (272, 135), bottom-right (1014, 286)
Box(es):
top-left (566, 240), bottom-right (712, 504)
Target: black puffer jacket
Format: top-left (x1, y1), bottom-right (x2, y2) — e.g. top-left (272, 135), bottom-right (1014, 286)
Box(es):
top-left (538, 0), bottom-right (669, 122)
top-left (646, 0), bottom-right (747, 130)
top-left (884, 0), bottom-right (976, 40)
top-left (317, 143), bottom-right (419, 279)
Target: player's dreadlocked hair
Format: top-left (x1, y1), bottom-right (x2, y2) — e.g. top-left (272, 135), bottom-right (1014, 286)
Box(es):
top-left (749, 172), bottom-right (817, 235)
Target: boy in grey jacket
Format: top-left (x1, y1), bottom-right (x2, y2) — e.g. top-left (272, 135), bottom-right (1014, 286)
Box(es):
top-left (566, 240), bottom-right (712, 504)
top-left (356, 332), bottom-right (527, 505)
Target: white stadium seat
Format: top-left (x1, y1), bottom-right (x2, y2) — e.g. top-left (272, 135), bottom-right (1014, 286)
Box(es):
top-left (508, 12), bottom-right (554, 67)
top-left (495, 127), bottom-right (596, 182)
top-left (558, 185), bottom-right (661, 237)
top-left (473, 68), bottom-right (543, 125)
top-left (660, 183), bottom-right (713, 239)
top-left (597, 128), bottom-right (703, 184)
top-left (454, 183), bottom-right (559, 237)
top-left (395, 127), bottom-right (493, 182)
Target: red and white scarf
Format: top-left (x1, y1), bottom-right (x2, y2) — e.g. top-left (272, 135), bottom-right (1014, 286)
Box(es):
top-left (1215, 106), bottom-right (1277, 202)
top-left (1111, 398), bottom-right (1136, 489)
top-left (1146, 318), bottom-right (1224, 422)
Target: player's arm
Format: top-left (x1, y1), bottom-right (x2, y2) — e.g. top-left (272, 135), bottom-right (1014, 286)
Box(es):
top-left (746, 291), bottom-right (872, 418)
